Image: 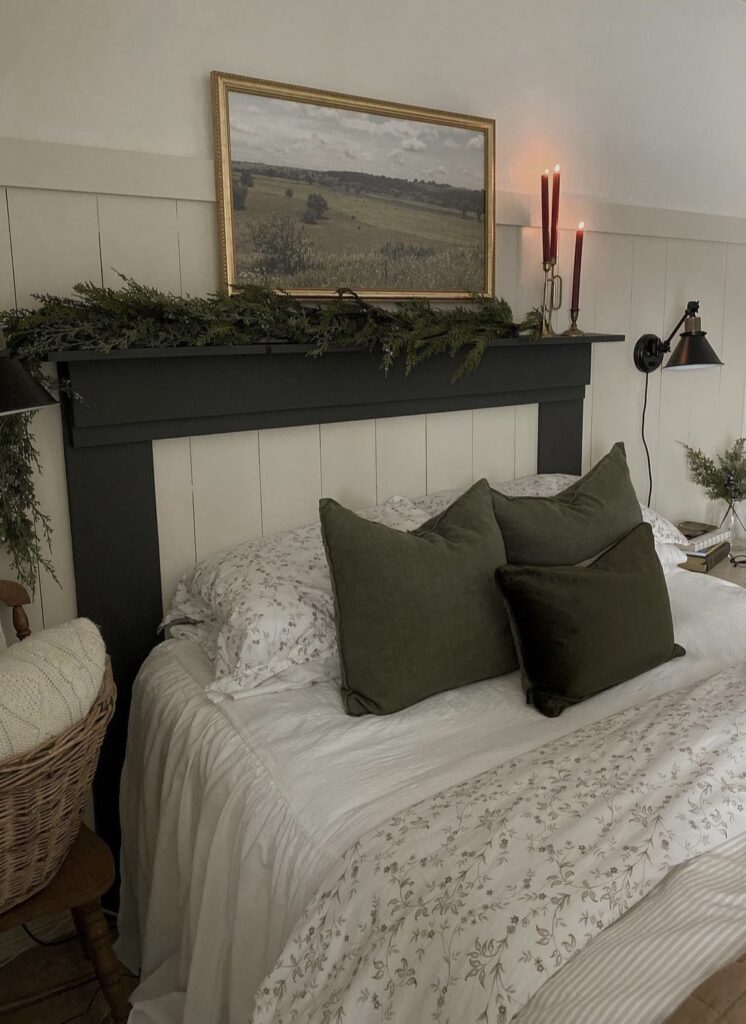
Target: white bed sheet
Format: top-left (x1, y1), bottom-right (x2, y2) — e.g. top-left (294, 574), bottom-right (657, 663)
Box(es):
top-left (118, 569), bottom-right (746, 1024)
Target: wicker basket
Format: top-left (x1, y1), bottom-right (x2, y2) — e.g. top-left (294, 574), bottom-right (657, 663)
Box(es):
top-left (0, 660), bottom-right (115, 914)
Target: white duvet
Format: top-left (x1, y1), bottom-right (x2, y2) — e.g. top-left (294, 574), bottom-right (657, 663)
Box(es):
top-left (255, 662), bottom-right (746, 1023)
top-left (118, 570), bottom-right (746, 1024)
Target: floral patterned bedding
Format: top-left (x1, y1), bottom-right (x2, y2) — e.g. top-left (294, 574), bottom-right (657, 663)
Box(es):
top-left (253, 664), bottom-right (746, 1024)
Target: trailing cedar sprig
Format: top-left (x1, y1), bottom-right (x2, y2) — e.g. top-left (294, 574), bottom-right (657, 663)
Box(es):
top-left (0, 276), bottom-right (541, 591)
top-left (0, 412), bottom-right (55, 591)
top-left (310, 290), bottom-right (523, 379)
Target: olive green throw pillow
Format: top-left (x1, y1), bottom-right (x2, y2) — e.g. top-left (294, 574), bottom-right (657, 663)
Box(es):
top-left (496, 523), bottom-right (685, 718)
top-left (491, 442), bottom-right (642, 565)
top-left (320, 479), bottom-right (517, 716)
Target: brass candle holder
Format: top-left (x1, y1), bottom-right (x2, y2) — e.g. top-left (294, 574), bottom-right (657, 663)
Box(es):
top-left (561, 309), bottom-right (584, 336)
top-left (540, 260), bottom-right (562, 337)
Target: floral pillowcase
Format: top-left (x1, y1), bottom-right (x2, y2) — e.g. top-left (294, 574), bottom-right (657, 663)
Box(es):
top-left (407, 473), bottom-right (580, 519)
top-left (164, 496), bottom-right (430, 701)
top-left (409, 473), bottom-right (688, 568)
top-left (167, 475), bottom-right (690, 701)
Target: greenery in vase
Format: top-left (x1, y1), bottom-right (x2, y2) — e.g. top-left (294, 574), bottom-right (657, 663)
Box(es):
top-left (0, 277), bottom-right (543, 591)
top-left (682, 437), bottom-right (746, 530)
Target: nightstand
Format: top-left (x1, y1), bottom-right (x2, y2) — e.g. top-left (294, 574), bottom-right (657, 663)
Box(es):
top-left (706, 553), bottom-right (746, 587)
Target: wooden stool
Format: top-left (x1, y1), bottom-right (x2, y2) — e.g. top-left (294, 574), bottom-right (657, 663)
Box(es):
top-left (0, 825), bottom-right (131, 1022)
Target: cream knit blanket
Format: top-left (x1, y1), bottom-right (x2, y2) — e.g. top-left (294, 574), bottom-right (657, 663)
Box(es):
top-left (0, 618), bottom-right (105, 761)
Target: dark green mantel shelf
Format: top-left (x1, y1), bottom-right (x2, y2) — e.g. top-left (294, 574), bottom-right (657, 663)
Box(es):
top-left (48, 333), bottom-right (624, 361)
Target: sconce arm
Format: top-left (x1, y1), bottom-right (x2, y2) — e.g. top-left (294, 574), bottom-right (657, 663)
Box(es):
top-left (633, 300), bottom-right (699, 374)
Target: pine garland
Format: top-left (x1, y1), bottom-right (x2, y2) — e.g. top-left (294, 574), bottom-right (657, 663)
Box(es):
top-left (0, 277), bottom-right (541, 590)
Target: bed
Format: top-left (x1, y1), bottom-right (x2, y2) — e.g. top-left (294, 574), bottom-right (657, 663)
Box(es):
top-left (118, 564), bottom-right (746, 1024)
top-left (51, 339), bottom-right (746, 1021)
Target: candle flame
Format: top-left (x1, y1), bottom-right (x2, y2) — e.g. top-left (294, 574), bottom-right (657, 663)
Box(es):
top-left (543, 168), bottom-right (549, 176)
top-left (578, 221), bottom-right (585, 229)
top-left (554, 163), bottom-right (561, 172)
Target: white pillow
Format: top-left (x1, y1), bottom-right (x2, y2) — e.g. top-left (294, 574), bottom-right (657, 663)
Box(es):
top-left (164, 617), bottom-right (220, 660)
top-left (641, 506), bottom-right (688, 545)
top-left (409, 475), bottom-right (689, 546)
top-left (0, 618), bottom-right (105, 761)
top-left (408, 473), bottom-right (579, 519)
top-left (656, 542), bottom-right (688, 573)
top-left (165, 496), bottom-right (431, 700)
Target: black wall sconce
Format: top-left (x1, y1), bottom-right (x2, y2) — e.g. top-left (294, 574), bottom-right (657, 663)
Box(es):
top-left (633, 300), bottom-right (722, 504)
top-left (0, 348), bottom-right (57, 417)
top-left (634, 300), bottom-right (722, 374)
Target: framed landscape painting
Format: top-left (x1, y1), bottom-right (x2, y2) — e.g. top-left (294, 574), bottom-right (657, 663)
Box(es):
top-left (211, 71), bottom-right (495, 299)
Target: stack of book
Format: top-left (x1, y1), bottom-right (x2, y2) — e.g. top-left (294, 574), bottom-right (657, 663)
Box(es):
top-left (677, 520), bottom-right (731, 573)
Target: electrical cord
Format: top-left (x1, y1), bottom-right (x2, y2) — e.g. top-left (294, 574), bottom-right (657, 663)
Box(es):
top-left (58, 970), bottom-right (134, 1024)
top-left (57, 982), bottom-right (101, 1024)
top-left (641, 370), bottom-right (653, 506)
top-left (22, 922), bottom-right (78, 947)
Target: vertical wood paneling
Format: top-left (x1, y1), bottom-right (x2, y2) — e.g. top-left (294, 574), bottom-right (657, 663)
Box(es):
top-left (152, 437), bottom-right (196, 610)
top-left (0, 193), bottom-right (33, 639)
top-left (259, 425), bottom-right (321, 535)
top-left (656, 239), bottom-right (727, 524)
top-left (722, 245), bottom-right (746, 438)
top-left (320, 420), bottom-right (376, 509)
top-left (495, 224), bottom-right (518, 313)
top-left (515, 226), bottom-right (544, 324)
top-left (724, 245), bottom-right (746, 545)
top-left (586, 234), bottom-right (634, 466)
top-left (176, 199), bottom-right (220, 296)
top-left (514, 404), bottom-right (539, 477)
top-left (191, 431), bottom-right (262, 559)
top-left (6, 183), bottom-right (746, 620)
top-left (97, 195), bottom-right (181, 291)
top-left (473, 407), bottom-right (516, 484)
top-left (0, 189), bottom-right (14, 307)
top-left (6, 188), bottom-right (101, 303)
top-left (0, 191), bottom-right (22, 640)
top-left (425, 410), bottom-right (473, 493)
top-left (375, 414), bottom-right (426, 500)
top-left (627, 236), bottom-right (668, 501)
top-left (569, 226), bottom-right (599, 473)
top-left (3, 190), bottom-right (99, 632)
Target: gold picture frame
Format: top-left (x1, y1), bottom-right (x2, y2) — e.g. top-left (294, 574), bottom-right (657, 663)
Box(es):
top-left (211, 71), bottom-right (495, 300)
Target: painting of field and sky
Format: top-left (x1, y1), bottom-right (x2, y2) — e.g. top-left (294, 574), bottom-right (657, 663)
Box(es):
top-left (212, 75), bottom-right (494, 298)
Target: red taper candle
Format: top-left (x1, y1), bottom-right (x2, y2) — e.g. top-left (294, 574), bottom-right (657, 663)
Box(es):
top-left (541, 169), bottom-right (550, 264)
top-left (571, 221), bottom-right (584, 310)
top-left (549, 164), bottom-right (560, 261)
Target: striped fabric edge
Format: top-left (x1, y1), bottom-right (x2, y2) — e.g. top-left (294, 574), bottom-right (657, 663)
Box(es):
top-left (516, 831), bottom-right (746, 1024)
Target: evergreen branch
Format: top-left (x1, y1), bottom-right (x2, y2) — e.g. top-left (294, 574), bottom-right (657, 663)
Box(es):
top-left (0, 278), bottom-right (540, 590)
top-left (681, 439), bottom-right (746, 505)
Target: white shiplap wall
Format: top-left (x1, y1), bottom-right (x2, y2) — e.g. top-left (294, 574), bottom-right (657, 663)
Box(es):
top-left (152, 408), bottom-right (538, 608)
top-left (2, 141), bottom-right (746, 629)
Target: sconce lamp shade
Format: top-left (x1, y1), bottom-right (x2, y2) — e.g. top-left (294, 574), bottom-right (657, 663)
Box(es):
top-left (634, 299), bottom-right (722, 509)
top-left (0, 352), bottom-right (57, 416)
top-left (665, 327), bottom-right (722, 370)
top-left (633, 304), bottom-right (723, 375)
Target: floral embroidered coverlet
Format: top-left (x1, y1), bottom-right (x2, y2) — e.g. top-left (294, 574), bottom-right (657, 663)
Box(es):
top-left (253, 665), bottom-right (746, 1023)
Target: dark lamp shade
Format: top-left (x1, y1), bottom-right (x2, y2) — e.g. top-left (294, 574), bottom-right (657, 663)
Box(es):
top-left (665, 330), bottom-right (722, 370)
top-left (0, 354), bottom-right (57, 416)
